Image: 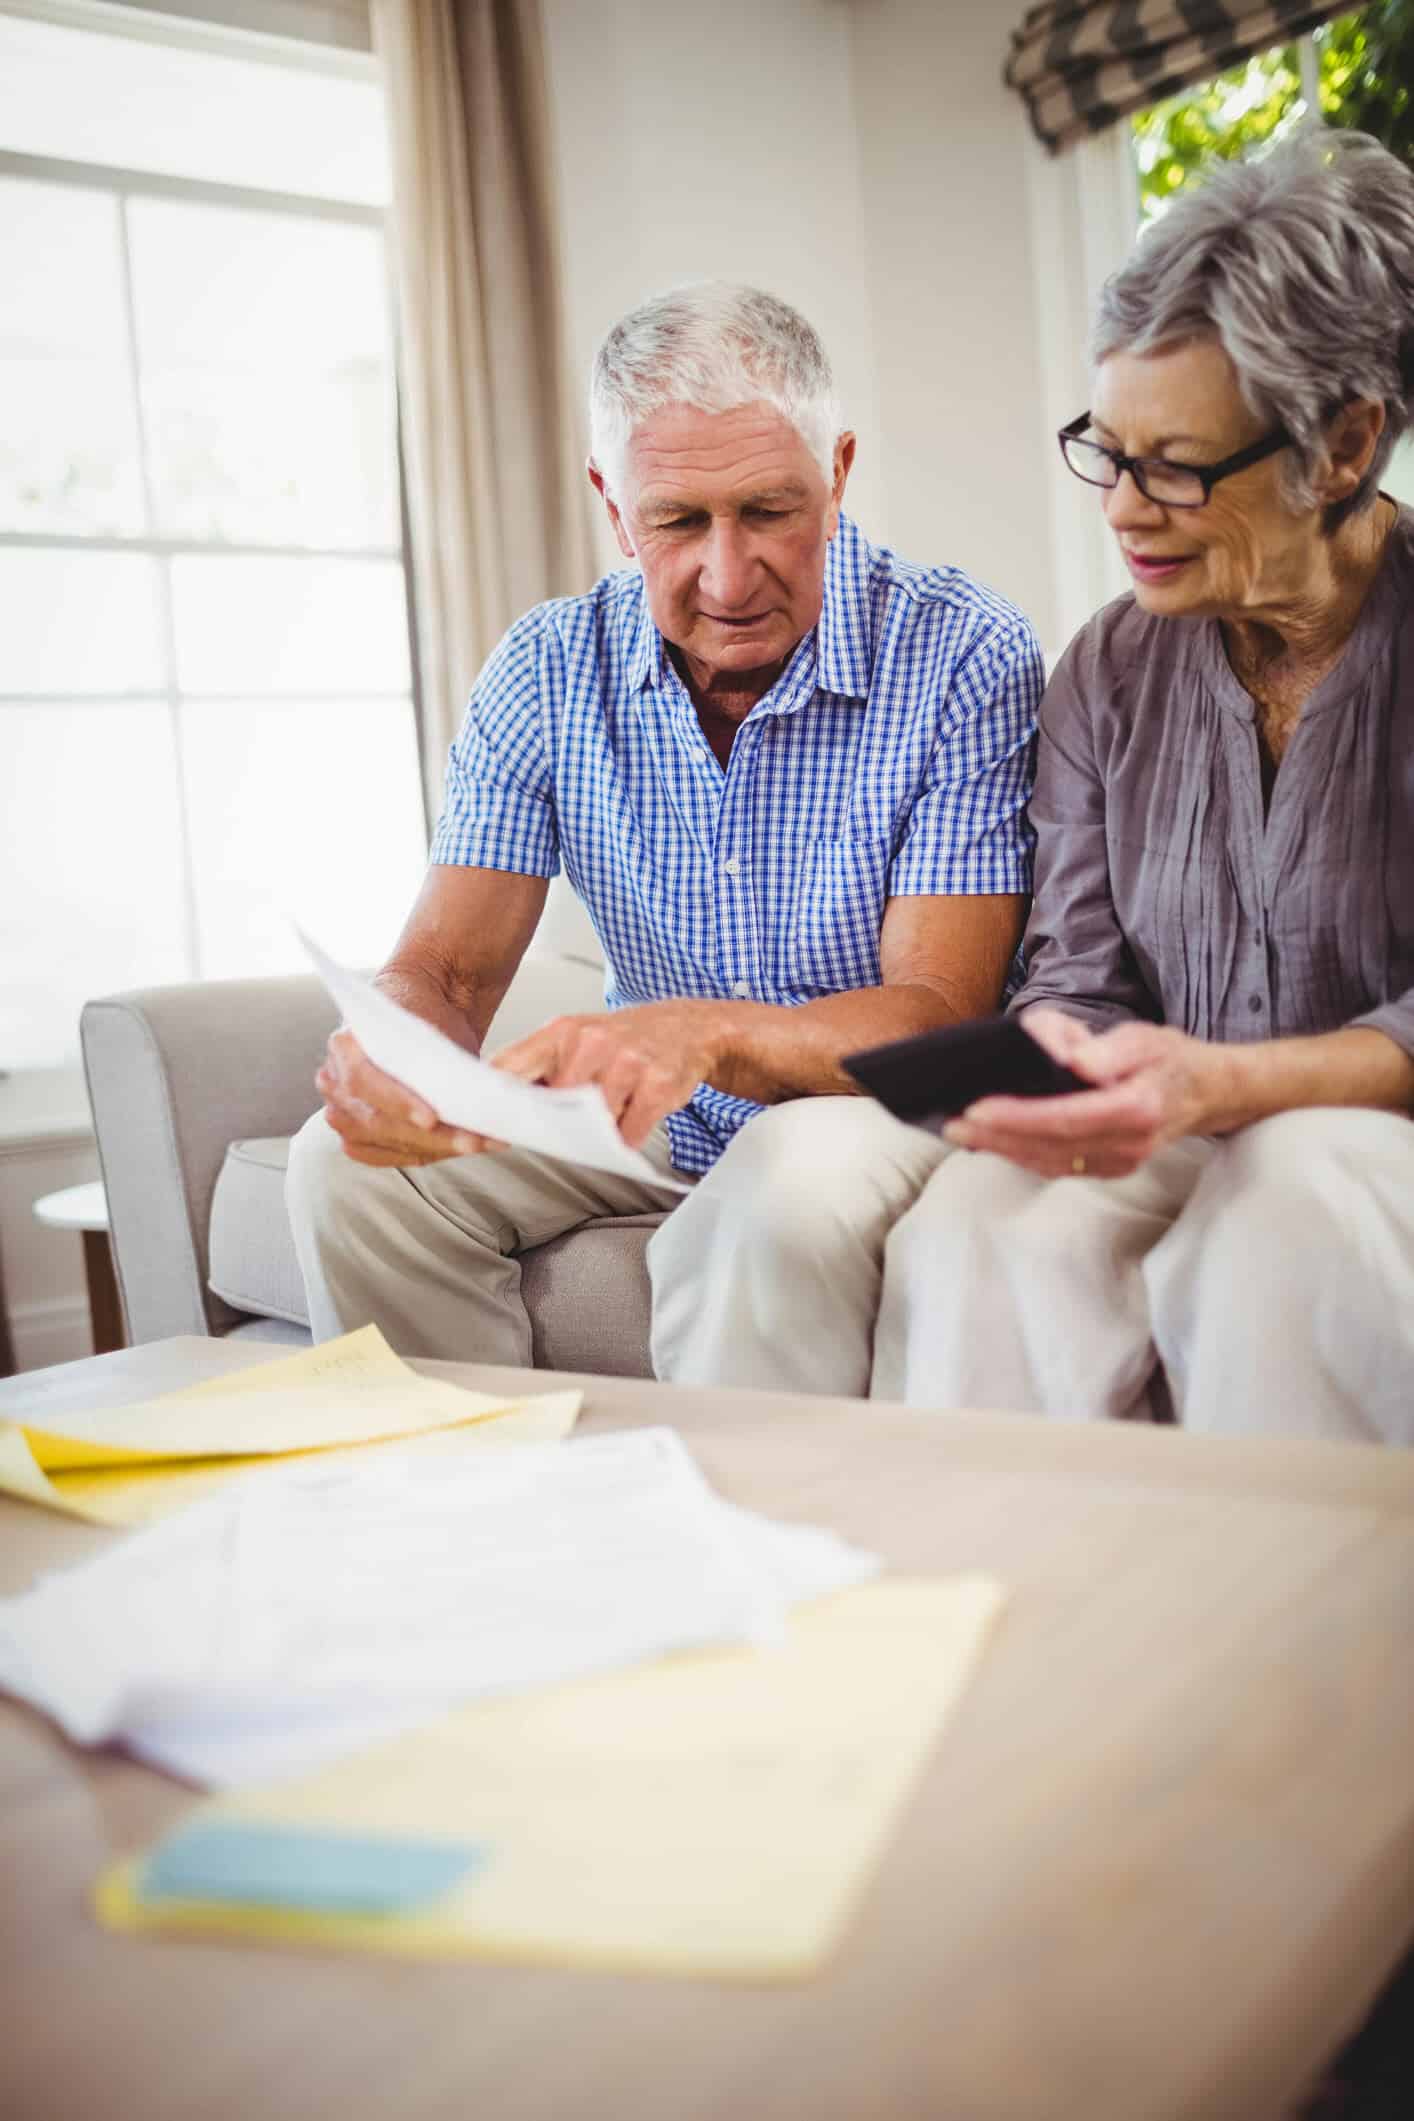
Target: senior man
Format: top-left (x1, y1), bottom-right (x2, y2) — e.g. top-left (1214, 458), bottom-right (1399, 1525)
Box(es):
top-left (287, 283), bottom-right (1043, 1395)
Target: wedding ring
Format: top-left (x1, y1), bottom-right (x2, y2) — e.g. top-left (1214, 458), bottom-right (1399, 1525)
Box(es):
top-left (1071, 1154), bottom-right (1087, 1175)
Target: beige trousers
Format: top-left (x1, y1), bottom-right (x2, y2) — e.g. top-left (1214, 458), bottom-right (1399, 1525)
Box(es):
top-left (285, 1096), bottom-right (944, 1393)
top-left (874, 1108), bottom-right (1414, 1445)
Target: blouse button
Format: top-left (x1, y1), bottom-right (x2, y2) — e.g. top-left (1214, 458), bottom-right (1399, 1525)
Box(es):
top-left (1248, 994), bottom-right (1264, 1014)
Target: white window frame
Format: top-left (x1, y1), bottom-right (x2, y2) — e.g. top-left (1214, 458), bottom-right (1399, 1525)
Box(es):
top-left (0, 140), bottom-right (416, 988)
top-left (0, 0), bottom-right (374, 75)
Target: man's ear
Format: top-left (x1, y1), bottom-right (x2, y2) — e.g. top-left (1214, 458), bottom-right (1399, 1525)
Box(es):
top-left (1320, 398), bottom-right (1386, 504)
top-left (587, 459), bottom-right (636, 559)
top-left (826, 432), bottom-right (857, 538)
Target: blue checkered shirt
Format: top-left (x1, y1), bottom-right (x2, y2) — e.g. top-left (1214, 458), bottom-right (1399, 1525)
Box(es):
top-left (431, 515), bottom-right (1042, 1174)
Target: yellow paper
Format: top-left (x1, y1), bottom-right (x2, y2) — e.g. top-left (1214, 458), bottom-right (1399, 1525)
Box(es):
top-left (95, 1574), bottom-right (1003, 1979)
top-left (0, 1326), bottom-right (580, 1525)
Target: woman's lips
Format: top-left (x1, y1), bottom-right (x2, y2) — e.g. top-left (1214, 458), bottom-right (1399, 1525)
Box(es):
top-left (1123, 550), bottom-right (1193, 584)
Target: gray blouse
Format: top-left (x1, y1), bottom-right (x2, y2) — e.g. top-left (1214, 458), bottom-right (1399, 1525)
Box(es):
top-left (1012, 502), bottom-right (1414, 1063)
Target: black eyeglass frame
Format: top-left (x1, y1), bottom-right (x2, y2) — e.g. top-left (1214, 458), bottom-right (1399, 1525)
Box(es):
top-left (1057, 411), bottom-right (1291, 508)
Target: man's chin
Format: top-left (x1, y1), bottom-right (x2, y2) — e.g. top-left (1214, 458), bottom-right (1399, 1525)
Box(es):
top-left (693, 622), bottom-right (790, 665)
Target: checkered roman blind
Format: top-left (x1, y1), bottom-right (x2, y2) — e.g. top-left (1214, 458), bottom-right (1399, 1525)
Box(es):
top-left (1005, 0), bottom-right (1348, 151)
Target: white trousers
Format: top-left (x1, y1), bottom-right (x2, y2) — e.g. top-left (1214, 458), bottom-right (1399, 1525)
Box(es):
top-left (874, 1108), bottom-right (1414, 1445)
top-left (285, 1097), bottom-right (943, 1395)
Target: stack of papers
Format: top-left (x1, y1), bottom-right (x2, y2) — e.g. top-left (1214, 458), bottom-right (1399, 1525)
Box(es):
top-left (96, 1575), bottom-right (1005, 1979)
top-left (0, 1428), bottom-right (879, 1787)
top-left (0, 1324), bottom-right (582, 1526)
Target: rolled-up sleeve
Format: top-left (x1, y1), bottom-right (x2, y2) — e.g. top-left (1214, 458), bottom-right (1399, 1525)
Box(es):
top-left (1008, 643), bottom-right (1160, 1031)
top-left (889, 615), bottom-right (1042, 897)
top-left (429, 617), bottom-right (560, 876)
top-left (1350, 992), bottom-right (1414, 1062)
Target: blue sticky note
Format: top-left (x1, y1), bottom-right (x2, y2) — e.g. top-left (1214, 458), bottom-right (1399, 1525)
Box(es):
top-left (136, 1820), bottom-right (486, 1915)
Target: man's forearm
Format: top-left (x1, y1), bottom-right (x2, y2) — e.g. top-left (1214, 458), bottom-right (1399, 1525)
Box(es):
top-left (704, 980), bottom-right (979, 1105)
top-left (373, 953), bottom-right (493, 1055)
top-left (1206, 1026), bottom-right (1414, 1131)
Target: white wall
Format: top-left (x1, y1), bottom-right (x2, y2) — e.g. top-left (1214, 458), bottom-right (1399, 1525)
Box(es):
top-left (539, 0), bottom-right (1063, 640)
top-left (847, 0), bottom-right (1058, 642)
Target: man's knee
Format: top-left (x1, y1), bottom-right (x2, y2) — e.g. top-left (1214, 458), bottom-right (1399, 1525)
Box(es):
top-left (693, 1098), bottom-right (938, 1247)
top-left (285, 1108), bottom-right (351, 1236)
top-left (649, 1098), bottom-right (939, 1303)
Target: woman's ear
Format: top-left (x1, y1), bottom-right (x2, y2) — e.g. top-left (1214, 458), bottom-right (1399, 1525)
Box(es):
top-left (1320, 397), bottom-right (1386, 502)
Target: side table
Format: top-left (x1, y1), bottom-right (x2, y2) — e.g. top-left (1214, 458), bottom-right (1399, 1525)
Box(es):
top-left (32, 1181), bottom-right (125, 1355)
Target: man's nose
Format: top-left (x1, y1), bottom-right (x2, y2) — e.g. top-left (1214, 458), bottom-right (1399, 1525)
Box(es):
top-left (699, 521), bottom-right (758, 609)
top-left (1102, 468), bottom-right (1168, 534)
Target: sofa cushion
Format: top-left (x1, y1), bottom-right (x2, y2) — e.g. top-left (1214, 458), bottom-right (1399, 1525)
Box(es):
top-left (208, 1136), bottom-right (310, 1327)
top-left (522, 1218), bottom-right (660, 1378)
top-left (207, 1135), bottom-right (666, 1377)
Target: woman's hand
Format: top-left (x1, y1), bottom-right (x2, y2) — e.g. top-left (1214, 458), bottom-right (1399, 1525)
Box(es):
top-left (943, 1008), bottom-right (1239, 1178)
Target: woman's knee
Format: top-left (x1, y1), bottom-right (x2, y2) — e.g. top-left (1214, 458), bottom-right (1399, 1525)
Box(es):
top-left (1165, 1110), bottom-right (1405, 1271)
top-left (883, 1150), bottom-right (1038, 1289)
top-left (1144, 1109), bottom-right (1411, 1339)
top-left (1210, 1106), bottom-right (1411, 1199)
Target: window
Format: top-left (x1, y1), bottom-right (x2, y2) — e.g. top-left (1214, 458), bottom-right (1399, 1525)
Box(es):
top-left (1125, 4), bottom-right (1414, 508)
top-left (1132, 7), bottom-right (1413, 225)
top-left (0, 8), bottom-right (426, 1070)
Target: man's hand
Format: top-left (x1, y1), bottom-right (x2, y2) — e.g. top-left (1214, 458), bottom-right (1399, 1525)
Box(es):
top-left (943, 1008), bottom-right (1240, 1178)
top-left (317, 1028), bottom-right (504, 1168)
top-left (492, 1000), bottom-right (723, 1147)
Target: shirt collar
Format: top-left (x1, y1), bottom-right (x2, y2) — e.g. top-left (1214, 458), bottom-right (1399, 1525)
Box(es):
top-left (627, 584), bottom-right (665, 693)
top-left (815, 514), bottom-right (873, 703)
top-left (627, 512), bottom-right (874, 704)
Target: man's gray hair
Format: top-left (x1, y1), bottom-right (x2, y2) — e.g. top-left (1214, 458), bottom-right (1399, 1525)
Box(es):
top-left (1093, 130), bottom-right (1414, 529)
top-left (589, 282), bottom-right (842, 499)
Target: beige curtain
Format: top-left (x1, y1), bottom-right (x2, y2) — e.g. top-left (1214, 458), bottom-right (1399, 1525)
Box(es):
top-left (372, 0), bottom-right (595, 815)
top-left (1004, 0), bottom-right (1348, 153)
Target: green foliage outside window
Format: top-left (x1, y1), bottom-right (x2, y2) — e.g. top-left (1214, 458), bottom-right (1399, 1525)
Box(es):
top-left (1132, 1), bottom-right (1414, 223)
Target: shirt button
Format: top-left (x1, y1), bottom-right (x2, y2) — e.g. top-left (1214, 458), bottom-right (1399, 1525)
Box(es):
top-left (732, 980), bottom-right (751, 997)
top-left (723, 857), bottom-right (741, 877)
top-left (1248, 994), bottom-right (1264, 1014)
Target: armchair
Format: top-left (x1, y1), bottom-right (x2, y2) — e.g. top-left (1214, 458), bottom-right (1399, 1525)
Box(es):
top-left (80, 886), bottom-right (665, 1377)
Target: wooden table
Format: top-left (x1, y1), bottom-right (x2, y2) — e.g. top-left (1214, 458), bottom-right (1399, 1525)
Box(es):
top-left (2, 1338), bottom-right (1412, 2121)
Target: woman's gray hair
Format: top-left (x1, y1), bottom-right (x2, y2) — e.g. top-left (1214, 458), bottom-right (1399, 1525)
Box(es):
top-left (1094, 130), bottom-right (1414, 528)
top-left (589, 282), bottom-right (842, 499)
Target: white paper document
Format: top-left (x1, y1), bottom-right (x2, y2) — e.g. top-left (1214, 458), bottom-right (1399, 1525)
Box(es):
top-left (299, 930), bottom-right (689, 1192)
top-left (0, 1428), bottom-right (877, 1787)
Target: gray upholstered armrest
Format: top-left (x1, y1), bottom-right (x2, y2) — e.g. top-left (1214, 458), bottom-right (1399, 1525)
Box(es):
top-left (81, 976), bottom-right (339, 1343)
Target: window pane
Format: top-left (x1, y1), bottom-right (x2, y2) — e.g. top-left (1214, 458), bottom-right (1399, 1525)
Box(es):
top-left (0, 17), bottom-right (389, 207)
top-left (170, 555), bottom-right (410, 694)
top-left (128, 199), bottom-right (399, 548)
top-left (180, 697), bottom-right (426, 979)
top-left (0, 180), bottom-right (145, 536)
top-left (0, 552), bottom-right (165, 695)
top-left (0, 702), bottom-right (188, 1068)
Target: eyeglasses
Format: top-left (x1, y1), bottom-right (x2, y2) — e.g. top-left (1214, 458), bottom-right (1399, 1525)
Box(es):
top-left (1057, 412), bottom-right (1291, 509)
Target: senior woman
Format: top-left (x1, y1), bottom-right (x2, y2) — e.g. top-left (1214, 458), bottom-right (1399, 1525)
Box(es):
top-left (873, 131), bottom-right (1414, 1445)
